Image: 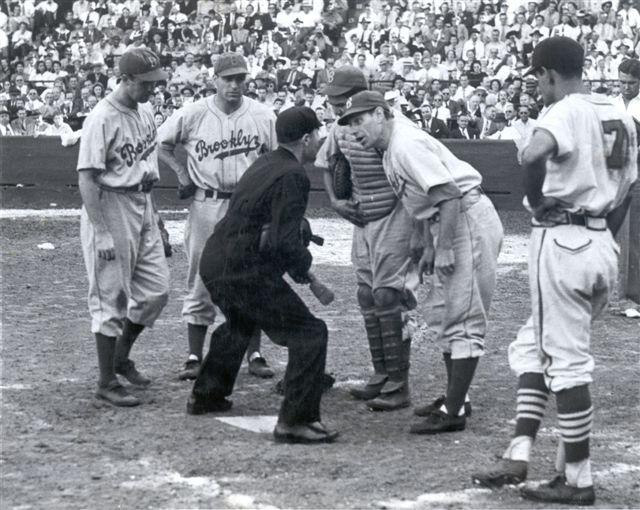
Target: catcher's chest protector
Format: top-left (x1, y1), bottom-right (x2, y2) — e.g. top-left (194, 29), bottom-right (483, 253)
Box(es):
top-left (338, 137), bottom-right (397, 222)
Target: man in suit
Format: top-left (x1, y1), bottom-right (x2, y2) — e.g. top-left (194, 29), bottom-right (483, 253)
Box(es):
top-left (421, 103), bottom-right (450, 139)
top-left (10, 107), bottom-right (37, 135)
top-left (450, 113), bottom-right (480, 139)
top-left (0, 107), bottom-right (17, 136)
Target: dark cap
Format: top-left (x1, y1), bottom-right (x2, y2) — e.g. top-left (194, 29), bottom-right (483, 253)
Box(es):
top-left (276, 106), bottom-right (322, 143)
top-left (323, 66), bottom-right (368, 97)
top-left (338, 90), bottom-right (389, 125)
top-left (524, 36), bottom-right (584, 77)
top-left (119, 48), bottom-right (168, 81)
top-left (619, 57), bottom-right (640, 79)
top-left (214, 52), bottom-right (248, 77)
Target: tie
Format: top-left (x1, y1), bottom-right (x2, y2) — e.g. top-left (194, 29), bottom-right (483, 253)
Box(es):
top-left (463, 129), bottom-right (468, 139)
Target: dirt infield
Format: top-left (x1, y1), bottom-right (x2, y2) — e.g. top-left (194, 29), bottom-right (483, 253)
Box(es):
top-left (1, 210), bottom-right (639, 509)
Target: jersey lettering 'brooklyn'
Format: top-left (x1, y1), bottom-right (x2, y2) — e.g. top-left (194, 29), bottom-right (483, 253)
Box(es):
top-left (119, 124), bottom-right (158, 167)
top-left (195, 129), bottom-right (261, 161)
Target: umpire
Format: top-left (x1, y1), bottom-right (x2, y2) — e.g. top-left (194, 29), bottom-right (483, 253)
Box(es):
top-left (186, 107), bottom-right (338, 444)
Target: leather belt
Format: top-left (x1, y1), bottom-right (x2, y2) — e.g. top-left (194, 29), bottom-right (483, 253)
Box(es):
top-left (204, 189), bottom-right (233, 200)
top-left (532, 212), bottom-right (607, 231)
top-left (99, 182), bottom-right (154, 193)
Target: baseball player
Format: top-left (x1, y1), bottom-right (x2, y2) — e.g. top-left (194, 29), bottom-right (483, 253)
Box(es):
top-left (78, 48), bottom-right (170, 407)
top-left (186, 107), bottom-right (339, 444)
top-left (315, 66), bottom-right (417, 411)
top-left (472, 38), bottom-right (637, 506)
top-left (158, 53), bottom-right (278, 381)
top-left (338, 91), bottom-right (504, 433)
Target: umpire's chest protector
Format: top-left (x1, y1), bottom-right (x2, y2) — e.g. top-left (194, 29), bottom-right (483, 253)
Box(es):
top-left (337, 131), bottom-right (397, 222)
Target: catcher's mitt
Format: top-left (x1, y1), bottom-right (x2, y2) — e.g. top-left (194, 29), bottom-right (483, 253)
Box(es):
top-left (330, 152), bottom-right (352, 200)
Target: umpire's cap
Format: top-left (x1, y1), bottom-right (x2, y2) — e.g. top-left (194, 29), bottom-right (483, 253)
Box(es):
top-left (276, 106), bottom-right (321, 143)
top-left (323, 66), bottom-right (368, 97)
top-left (524, 36), bottom-right (584, 77)
top-left (119, 48), bottom-right (168, 81)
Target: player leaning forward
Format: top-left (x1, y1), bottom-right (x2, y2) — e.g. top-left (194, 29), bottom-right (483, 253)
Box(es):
top-left (339, 91), bottom-right (504, 434)
top-left (316, 66), bottom-right (417, 411)
top-left (158, 53), bottom-right (278, 380)
top-left (473, 37), bottom-right (637, 506)
top-left (78, 48), bottom-right (170, 406)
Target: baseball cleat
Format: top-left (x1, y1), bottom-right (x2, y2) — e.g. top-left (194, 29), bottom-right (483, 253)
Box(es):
top-left (186, 394), bottom-right (233, 415)
top-left (409, 409), bottom-right (466, 434)
top-left (95, 381), bottom-right (141, 407)
top-left (349, 374), bottom-right (387, 401)
top-left (471, 459), bottom-right (528, 488)
top-left (413, 395), bottom-right (472, 417)
top-left (521, 475), bottom-right (595, 506)
top-left (115, 359), bottom-right (151, 387)
top-left (178, 358), bottom-right (201, 381)
top-left (248, 356), bottom-right (275, 378)
top-left (273, 421), bottom-right (339, 444)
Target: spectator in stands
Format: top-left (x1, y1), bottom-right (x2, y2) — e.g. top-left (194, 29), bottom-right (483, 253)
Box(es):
top-left (421, 102), bottom-right (450, 139)
top-left (35, 110), bottom-right (72, 137)
top-left (613, 57), bottom-right (640, 122)
top-left (0, 107), bottom-right (16, 136)
top-left (10, 106), bottom-right (37, 135)
top-left (450, 112), bottom-right (480, 139)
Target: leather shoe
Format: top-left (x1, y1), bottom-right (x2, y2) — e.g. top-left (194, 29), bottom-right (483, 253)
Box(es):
top-left (273, 421), bottom-right (339, 444)
top-left (115, 359), bottom-right (151, 387)
top-left (178, 358), bottom-right (201, 381)
top-left (248, 356), bottom-right (274, 378)
top-left (413, 395), bottom-right (472, 417)
top-left (186, 394), bottom-right (233, 415)
top-left (472, 459), bottom-right (528, 488)
top-left (521, 475), bottom-right (595, 506)
top-left (95, 380), bottom-right (141, 407)
top-left (409, 409), bottom-right (466, 434)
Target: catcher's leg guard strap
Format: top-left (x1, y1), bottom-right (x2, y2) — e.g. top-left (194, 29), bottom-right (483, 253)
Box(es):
top-left (376, 306), bottom-right (406, 380)
top-left (362, 307), bottom-right (385, 375)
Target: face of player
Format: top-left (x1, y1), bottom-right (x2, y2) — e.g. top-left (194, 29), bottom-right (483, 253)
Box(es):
top-left (348, 109), bottom-right (385, 150)
top-left (619, 71), bottom-right (640, 101)
top-left (328, 97), bottom-right (348, 117)
top-left (124, 76), bottom-right (156, 104)
top-left (215, 73), bottom-right (247, 106)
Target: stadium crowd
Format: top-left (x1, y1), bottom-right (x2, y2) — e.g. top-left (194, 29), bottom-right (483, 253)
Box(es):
top-left (1, 0), bottom-right (640, 141)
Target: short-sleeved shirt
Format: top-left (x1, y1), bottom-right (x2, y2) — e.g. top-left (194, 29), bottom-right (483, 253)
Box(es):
top-left (77, 96), bottom-right (160, 188)
top-left (527, 93), bottom-right (638, 216)
top-left (383, 119), bottom-right (483, 221)
top-left (157, 95), bottom-right (278, 191)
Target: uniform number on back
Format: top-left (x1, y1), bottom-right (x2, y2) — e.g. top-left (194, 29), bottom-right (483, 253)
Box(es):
top-left (601, 120), bottom-right (628, 170)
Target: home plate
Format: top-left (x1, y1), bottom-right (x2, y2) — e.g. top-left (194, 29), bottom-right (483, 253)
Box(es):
top-left (215, 415), bottom-right (278, 434)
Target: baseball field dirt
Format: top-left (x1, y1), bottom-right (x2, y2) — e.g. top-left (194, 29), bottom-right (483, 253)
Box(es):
top-left (1, 210), bottom-right (639, 509)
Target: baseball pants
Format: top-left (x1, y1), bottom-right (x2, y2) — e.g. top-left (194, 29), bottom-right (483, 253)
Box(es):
top-left (508, 224), bottom-right (619, 392)
top-left (429, 191), bottom-right (503, 359)
top-left (80, 191), bottom-right (170, 338)
top-left (182, 190), bottom-right (230, 325)
top-left (193, 273), bottom-right (328, 425)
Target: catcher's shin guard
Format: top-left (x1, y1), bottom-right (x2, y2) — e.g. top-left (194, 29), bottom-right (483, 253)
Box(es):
top-left (350, 308), bottom-right (388, 400)
top-left (367, 306), bottom-right (410, 411)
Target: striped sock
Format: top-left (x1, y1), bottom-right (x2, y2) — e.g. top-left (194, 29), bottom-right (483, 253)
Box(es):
top-left (514, 372), bottom-right (549, 438)
top-left (557, 385), bottom-right (593, 485)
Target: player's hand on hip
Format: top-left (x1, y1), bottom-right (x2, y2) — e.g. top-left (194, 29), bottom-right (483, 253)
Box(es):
top-left (332, 199), bottom-right (365, 228)
top-left (96, 230), bottom-right (116, 261)
top-left (434, 247), bottom-right (455, 276)
top-left (533, 196), bottom-right (572, 225)
top-left (417, 246), bottom-right (435, 284)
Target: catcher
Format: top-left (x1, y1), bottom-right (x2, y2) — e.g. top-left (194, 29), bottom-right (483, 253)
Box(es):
top-left (186, 107), bottom-right (339, 444)
top-left (315, 66), bottom-right (418, 411)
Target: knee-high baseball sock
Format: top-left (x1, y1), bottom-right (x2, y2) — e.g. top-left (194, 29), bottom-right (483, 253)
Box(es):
top-left (363, 307), bottom-right (385, 376)
top-left (114, 318), bottom-right (145, 363)
top-left (503, 372), bottom-right (549, 462)
top-left (188, 323), bottom-right (207, 360)
top-left (444, 357), bottom-right (478, 417)
top-left (557, 384), bottom-right (593, 488)
top-left (95, 333), bottom-right (117, 387)
top-left (443, 352), bottom-right (452, 388)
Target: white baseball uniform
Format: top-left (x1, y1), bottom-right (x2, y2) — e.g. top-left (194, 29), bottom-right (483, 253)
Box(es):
top-left (158, 95), bottom-right (277, 325)
top-left (509, 93), bottom-right (638, 392)
top-left (78, 96), bottom-right (170, 337)
top-left (383, 119), bottom-right (504, 359)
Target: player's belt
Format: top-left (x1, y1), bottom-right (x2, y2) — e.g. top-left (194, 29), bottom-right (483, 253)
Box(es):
top-left (99, 182), bottom-right (154, 193)
top-left (532, 212), bottom-right (607, 231)
top-left (204, 189), bottom-right (233, 200)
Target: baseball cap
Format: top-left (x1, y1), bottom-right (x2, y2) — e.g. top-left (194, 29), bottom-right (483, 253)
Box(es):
top-left (276, 106), bottom-right (321, 143)
top-left (214, 52), bottom-right (248, 77)
top-left (338, 90), bottom-right (389, 125)
top-left (524, 36), bottom-right (584, 77)
top-left (323, 66), bottom-right (368, 97)
top-left (119, 48), bottom-right (168, 81)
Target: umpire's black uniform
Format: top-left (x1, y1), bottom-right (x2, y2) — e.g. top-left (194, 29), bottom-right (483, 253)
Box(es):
top-left (191, 142), bottom-right (328, 427)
